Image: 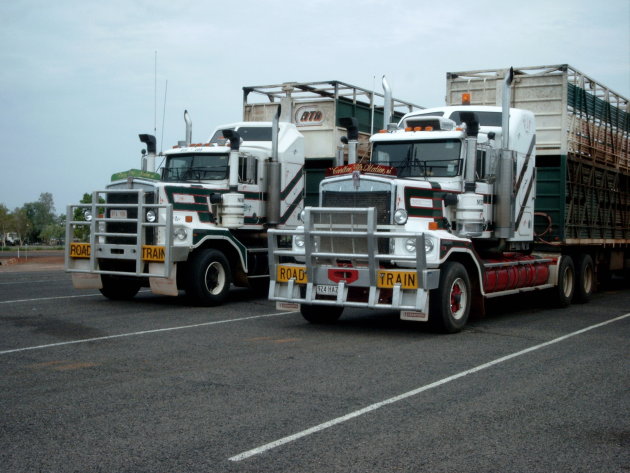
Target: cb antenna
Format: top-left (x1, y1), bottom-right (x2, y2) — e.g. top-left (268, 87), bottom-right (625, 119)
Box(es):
top-left (160, 79), bottom-right (168, 153)
top-left (154, 50), bottom-right (157, 136)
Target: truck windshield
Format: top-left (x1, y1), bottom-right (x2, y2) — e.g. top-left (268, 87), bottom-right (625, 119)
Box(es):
top-left (371, 139), bottom-right (462, 178)
top-left (162, 153), bottom-right (229, 182)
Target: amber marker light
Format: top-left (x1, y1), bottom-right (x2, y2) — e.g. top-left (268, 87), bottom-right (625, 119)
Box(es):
top-left (462, 93), bottom-right (471, 105)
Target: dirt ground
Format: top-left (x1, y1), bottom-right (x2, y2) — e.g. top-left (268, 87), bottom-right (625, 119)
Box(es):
top-left (0, 252), bottom-right (64, 272)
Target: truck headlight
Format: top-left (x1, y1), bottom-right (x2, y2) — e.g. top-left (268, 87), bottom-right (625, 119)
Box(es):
top-left (394, 208), bottom-right (408, 225)
top-left (174, 227), bottom-right (188, 241)
top-left (405, 238), bottom-right (416, 253)
top-left (405, 236), bottom-right (435, 254)
top-left (146, 210), bottom-right (157, 223)
top-left (294, 234), bottom-right (305, 249)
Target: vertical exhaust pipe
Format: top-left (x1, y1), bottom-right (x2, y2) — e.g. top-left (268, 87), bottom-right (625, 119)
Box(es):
top-left (459, 111), bottom-right (479, 192)
top-left (339, 117), bottom-right (359, 165)
top-left (266, 106), bottom-right (282, 226)
top-left (495, 67), bottom-right (515, 240)
top-left (222, 129), bottom-right (241, 192)
top-left (382, 76), bottom-right (393, 130)
top-left (220, 129), bottom-right (245, 228)
top-left (501, 68), bottom-right (513, 149)
top-left (139, 134), bottom-right (157, 173)
top-left (184, 110), bottom-right (192, 146)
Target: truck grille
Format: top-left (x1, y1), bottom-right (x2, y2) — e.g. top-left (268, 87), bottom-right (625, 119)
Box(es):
top-left (309, 206), bottom-right (390, 259)
top-left (106, 191), bottom-right (156, 244)
top-left (321, 190), bottom-right (391, 224)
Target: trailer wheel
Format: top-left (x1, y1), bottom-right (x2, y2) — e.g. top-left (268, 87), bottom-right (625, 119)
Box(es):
top-left (300, 304), bottom-right (343, 324)
top-left (186, 249), bottom-right (231, 306)
top-left (554, 255), bottom-right (575, 307)
top-left (100, 275), bottom-right (141, 300)
top-left (429, 262), bottom-right (471, 333)
top-left (574, 253), bottom-right (594, 303)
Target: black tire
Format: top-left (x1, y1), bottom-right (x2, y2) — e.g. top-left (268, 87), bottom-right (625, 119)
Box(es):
top-left (574, 253), bottom-right (595, 304)
top-left (186, 249), bottom-right (231, 306)
top-left (554, 255), bottom-right (575, 307)
top-left (300, 304), bottom-right (343, 324)
top-left (100, 275), bottom-right (141, 300)
top-left (429, 262), bottom-right (471, 333)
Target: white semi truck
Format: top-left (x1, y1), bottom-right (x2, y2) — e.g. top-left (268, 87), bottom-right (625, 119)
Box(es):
top-left (65, 81), bottom-right (421, 305)
top-left (268, 66), bottom-right (629, 332)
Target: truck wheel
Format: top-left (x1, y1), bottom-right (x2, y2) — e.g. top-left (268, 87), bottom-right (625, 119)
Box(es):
top-left (100, 275), bottom-right (141, 300)
top-left (574, 253), bottom-right (594, 303)
top-left (554, 255), bottom-right (575, 307)
top-left (300, 304), bottom-right (343, 324)
top-left (186, 249), bottom-right (231, 306)
top-left (429, 262), bottom-right (471, 333)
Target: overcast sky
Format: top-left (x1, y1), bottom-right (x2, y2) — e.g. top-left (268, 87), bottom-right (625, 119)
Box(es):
top-left (1, 0), bottom-right (628, 214)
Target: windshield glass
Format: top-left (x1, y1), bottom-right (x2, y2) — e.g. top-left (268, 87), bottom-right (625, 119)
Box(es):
top-left (371, 139), bottom-right (462, 178)
top-left (162, 153), bottom-right (229, 182)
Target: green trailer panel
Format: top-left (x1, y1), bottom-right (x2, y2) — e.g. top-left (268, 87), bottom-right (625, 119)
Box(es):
top-left (535, 157), bottom-right (630, 243)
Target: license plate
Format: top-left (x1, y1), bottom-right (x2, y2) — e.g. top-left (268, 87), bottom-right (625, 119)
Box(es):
top-left (111, 209), bottom-right (127, 219)
top-left (142, 245), bottom-right (165, 262)
top-left (69, 242), bottom-right (91, 258)
top-left (377, 270), bottom-right (418, 289)
top-left (316, 284), bottom-right (338, 296)
top-left (276, 265), bottom-right (308, 283)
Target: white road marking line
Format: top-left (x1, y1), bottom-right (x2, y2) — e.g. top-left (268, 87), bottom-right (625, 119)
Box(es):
top-left (0, 289), bottom-right (151, 304)
top-left (1, 293), bottom-right (102, 304)
top-left (0, 311), bottom-right (296, 355)
top-left (0, 279), bottom-right (67, 285)
top-left (229, 312), bottom-right (630, 462)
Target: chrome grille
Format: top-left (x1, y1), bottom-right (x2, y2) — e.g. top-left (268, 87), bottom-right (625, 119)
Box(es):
top-left (311, 210), bottom-right (370, 256)
top-left (322, 190), bottom-right (391, 224)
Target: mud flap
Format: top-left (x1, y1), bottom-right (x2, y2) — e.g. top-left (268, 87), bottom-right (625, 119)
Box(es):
top-left (149, 263), bottom-right (178, 296)
top-left (71, 273), bottom-right (102, 289)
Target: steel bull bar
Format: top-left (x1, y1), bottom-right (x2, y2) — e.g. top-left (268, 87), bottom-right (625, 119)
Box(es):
top-left (268, 207), bottom-right (440, 312)
top-left (65, 189), bottom-right (173, 278)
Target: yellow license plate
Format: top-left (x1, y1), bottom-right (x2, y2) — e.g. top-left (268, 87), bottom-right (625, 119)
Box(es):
top-left (276, 265), bottom-right (308, 283)
top-left (142, 245), bottom-right (165, 262)
top-left (377, 270), bottom-right (418, 289)
top-left (69, 242), bottom-right (91, 258)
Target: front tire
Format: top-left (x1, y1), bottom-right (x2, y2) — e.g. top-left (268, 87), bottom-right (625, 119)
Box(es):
top-left (100, 275), bottom-right (141, 300)
top-left (186, 249), bottom-right (231, 306)
top-left (429, 262), bottom-right (471, 333)
top-left (300, 304), bottom-right (343, 324)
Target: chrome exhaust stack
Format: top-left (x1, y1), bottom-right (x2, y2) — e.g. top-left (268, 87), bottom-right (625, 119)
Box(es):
top-left (382, 76), bottom-right (393, 130)
top-left (495, 67), bottom-right (515, 240)
top-left (266, 106), bottom-right (282, 226)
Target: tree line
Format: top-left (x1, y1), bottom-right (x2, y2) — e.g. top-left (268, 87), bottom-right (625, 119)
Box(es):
top-left (0, 192), bottom-right (66, 247)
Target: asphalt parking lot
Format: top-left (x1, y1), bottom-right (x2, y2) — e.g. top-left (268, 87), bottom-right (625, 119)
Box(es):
top-left (1, 257), bottom-right (628, 472)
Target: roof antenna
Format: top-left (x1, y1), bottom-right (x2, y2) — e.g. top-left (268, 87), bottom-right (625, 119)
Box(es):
top-left (160, 79), bottom-right (168, 154)
top-left (154, 50), bottom-right (157, 137)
